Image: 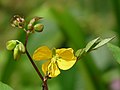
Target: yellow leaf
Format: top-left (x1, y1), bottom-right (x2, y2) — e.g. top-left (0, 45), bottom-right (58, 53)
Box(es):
top-left (33, 46), bottom-right (52, 60)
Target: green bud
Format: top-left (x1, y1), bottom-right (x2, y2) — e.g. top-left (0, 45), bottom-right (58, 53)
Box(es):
top-left (52, 48), bottom-right (56, 56)
top-left (34, 24), bottom-right (44, 32)
top-left (6, 40), bottom-right (17, 50)
top-left (11, 15), bottom-right (25, 28)
top-left (18, 42), bottom-right (25, 53)
top-left (13, 45), bottom-right (21, 60)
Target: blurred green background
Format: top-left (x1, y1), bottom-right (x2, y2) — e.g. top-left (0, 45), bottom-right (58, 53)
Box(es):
top-left (0, 0), bottom-right (120, 90)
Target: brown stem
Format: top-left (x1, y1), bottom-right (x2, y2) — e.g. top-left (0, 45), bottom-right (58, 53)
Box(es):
top-left (24, 30), bottom-right (30, 47)
top-left (42, 76), bottom-right (48, 90)
top-left (25, 49), bottom-right (44, 81)
top-left (24, 30), bottom-right (48, 90)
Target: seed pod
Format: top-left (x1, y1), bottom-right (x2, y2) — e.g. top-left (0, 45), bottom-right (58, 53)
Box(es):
top-left (13, 45), bottom-right (21, 60)
top-left (29, 17), bottom-right (42, 25)
top-left (11, 15), bottom-right (25, 28)
top-left (27, 23), bottom-right (33, 30)
top-left (27, 17), bottom-right (43, 31)
top-left (34, 24), bottom-right (44, 32)
top-left (11, 20), bottom-right (19, 27)
top-left (6, 40), bottom-right (17, 50)
top-left (18, 42), bottom-right (25, 53)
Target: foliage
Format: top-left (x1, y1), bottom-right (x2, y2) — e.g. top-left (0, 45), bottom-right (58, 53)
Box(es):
top-left (0, 82), bottom-right (13, 90)
top-left (108, 43), bottom-right (120, 64)
top-left (0, 0), bottom-right (120, 90)
top-left (4, 15), bottom-right (114, 90)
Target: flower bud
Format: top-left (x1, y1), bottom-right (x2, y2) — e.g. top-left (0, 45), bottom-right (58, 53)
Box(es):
top-left (27, 17), bottom-right (43, 31)
top-left (13, 45), bottom-right (21, 60)
top-left (52, 48), bottom-right (56, 56)
top-left (27, 23), bottom-right (33, 30)
top-left (6, 40), bottom-right (17, 50)
top-left (11, 15), bottom-right (25, 28)
top-left (30, 17), bottom-right (42, 24)
top-left (34, 24), bottom-right (44, 32)
top-left (18, 42), bottom-right (25, 53)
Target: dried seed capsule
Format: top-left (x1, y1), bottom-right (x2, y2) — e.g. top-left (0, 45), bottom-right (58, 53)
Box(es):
top-left (6, 40), bottom-right (17, 50)
top-left (29, 17), bottom-right (42, 25)
top-left (34, 24), bottom-right (44, 32)
top-left (27, 17), bottom-right (43, 31)
top-left (13, 45), bottom-right (21, 60)
top-left (11, 15), bottom-right (25, 28)
top-left (27, 23), bottom-right (33, 30)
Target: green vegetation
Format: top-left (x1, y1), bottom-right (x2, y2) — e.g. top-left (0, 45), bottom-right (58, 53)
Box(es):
top-left (0, 0), bottom-right (120, 90)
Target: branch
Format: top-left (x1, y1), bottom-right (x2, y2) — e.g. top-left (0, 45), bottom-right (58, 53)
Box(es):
top-left (24, 31), bottom-right (48, 90)
top-left (25, 49), bottom-right (44, 81)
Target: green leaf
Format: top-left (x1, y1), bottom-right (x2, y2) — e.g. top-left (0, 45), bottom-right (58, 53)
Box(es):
top-left (0, 81), bottom-right (13, 90)
top-left (85, 37), bottom-right (100, 52)
top-left (93, 37), bottom-right (114, 50)
top-left (75, 48), bottom-right (85, 59)
top-left (75, 37), bottom-right (114, 59)
top-left (107, 43), bottom-right (120, 64)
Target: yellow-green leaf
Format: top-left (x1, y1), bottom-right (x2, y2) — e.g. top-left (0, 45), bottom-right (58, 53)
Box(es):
top-left (75, 48), bottom-right (85, 59)
top-left (85, 37), bottom-right (100, 52)
top-left (93, 37), bottom-right (114, 50)
top-left (0, 81), bottom-right (13, 90)
top-left (108, 43), bottom-right (120, 64)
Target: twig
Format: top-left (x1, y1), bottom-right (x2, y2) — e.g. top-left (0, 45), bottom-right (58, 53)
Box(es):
top-left (42, 76), bottom-right (48, 90)
top-left (24, 30), bottom-right (48, 90)
top-left (25, 49), bottom-right (44, 81)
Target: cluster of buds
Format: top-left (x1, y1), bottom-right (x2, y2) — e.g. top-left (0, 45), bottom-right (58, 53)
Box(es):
top-left (27, 17), bottom-right (44, 32)
top-left (7, 15), bottom-right (44, 60)
top-left (6, 40), bottom-right (25, 60)
top-left (10, 15), bottom-right (44, 33)
top-left (10, 15), bottom-right (25, 28)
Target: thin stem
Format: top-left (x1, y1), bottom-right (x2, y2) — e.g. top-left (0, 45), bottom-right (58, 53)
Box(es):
top-left (24, 30), bottom-right (48, 90)
top-left (24, 30), bottom-right (30, 47)
top-left (25, 49), bottom-right (44, 81)
top-left (42, 76), bottom-right (48, 90)
top-left (24, 31), bottom-right (43, 81)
